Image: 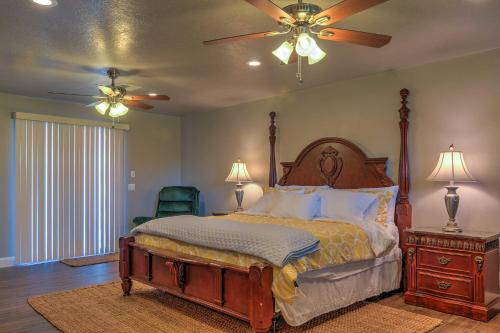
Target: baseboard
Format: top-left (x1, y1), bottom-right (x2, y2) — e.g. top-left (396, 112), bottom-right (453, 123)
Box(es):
top-left (0, 257), bottom-right (15, 268)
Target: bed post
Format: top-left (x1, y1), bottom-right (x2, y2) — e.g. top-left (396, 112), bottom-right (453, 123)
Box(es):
top-left (249, 263), bottom-right (274, 333)
top-left (396, 88), bottom-right (412, 248)
top-left (119, 236), bottom-right (134, 296)
top-left (269, 112), bottom-right (277, 187)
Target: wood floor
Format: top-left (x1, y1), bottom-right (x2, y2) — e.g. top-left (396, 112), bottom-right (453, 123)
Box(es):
top-left (0, 261), bottom-right (498, 332)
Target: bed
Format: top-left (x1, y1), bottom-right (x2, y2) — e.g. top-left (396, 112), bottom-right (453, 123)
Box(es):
top-left (119, 88), bottom-right (413, 332)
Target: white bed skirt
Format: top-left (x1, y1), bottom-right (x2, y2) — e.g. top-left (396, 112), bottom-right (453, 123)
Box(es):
top-left (277, 248), bottom-right (402, 326)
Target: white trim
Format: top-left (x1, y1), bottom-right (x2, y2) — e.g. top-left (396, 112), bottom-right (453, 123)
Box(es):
top-left (12, 112), bottom-right (130, 130)
top-left (0, 257), bottom-right (15, 268)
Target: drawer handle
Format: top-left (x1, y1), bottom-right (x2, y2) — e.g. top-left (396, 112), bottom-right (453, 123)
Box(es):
top-left (437, 256), bottom-right (452, 265)
top-left (437, 281), bottom-right (452, 290)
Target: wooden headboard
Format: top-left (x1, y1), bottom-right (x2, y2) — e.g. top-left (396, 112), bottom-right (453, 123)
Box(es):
top-left (267, 89), bottom-right (412, 248)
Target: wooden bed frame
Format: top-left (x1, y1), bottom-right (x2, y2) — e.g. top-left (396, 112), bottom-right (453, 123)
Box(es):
top-left (119, 88), bottom-right (412, 332)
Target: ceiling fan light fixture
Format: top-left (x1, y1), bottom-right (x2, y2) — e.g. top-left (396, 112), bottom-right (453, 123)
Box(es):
top-left (272, 41), bottom-right (294, 64)
top-left (109, 103), bottom-right (129, 118)
top-left (308, 44), bottom-right (326, 65)
top-left (95, 101), bottom-right (110, 115)
top-left (295, 33), bottom-right (316, 57)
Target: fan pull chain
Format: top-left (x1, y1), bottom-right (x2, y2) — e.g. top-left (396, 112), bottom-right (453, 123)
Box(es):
top-left (296, 55), bottom-right (303, 83)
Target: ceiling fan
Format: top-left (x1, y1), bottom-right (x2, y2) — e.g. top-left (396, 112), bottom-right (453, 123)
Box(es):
top-left (203, 0), bottom-right (392, 81)
top-left (48, 68), bottom-right (170, 118)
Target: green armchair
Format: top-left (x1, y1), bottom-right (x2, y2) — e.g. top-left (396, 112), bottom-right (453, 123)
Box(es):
top-left (133, 186), bottom-right (200, 226)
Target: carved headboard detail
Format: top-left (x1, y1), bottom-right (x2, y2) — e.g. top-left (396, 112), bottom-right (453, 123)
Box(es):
top-left (319, 146), bottom-right (343, 186)
top-left (278, 137), bottom-right (394, 189)
top-left (268, 89), bottom-right (412, 249)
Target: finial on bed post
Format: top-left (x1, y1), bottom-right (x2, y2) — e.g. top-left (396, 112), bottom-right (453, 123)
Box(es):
top-left (269, 112), bottom-right (277, 187)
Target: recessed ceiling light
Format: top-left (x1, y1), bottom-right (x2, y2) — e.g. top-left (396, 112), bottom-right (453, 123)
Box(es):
top-left (247, 60), bottom-right (261, 67)
top-left (148, 93), bottom-right (158, 96)
top-left (32, 0), bottom-right (57, 7)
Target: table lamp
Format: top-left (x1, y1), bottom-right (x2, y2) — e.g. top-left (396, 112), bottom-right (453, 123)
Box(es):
top-left (427, 144), bottom-right (476, 233)
top-left (225, 159), bottom-right (252, 211)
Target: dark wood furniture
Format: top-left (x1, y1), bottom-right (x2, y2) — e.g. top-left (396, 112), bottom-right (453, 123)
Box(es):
top-left (405, 227), bottom-right (500, 321)
top-left (120, 88), bottom-right (412, 332)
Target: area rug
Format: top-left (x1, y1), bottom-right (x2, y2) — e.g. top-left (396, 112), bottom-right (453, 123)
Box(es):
top-left (60, 253), bottom-right (119, 267)
top-left (28, 281), bottom-right (442, 333)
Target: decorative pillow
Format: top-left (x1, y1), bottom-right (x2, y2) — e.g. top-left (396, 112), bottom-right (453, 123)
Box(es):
top-left (318, 189), bottom-right (378, 222)
top-left (274, 184), bottom-right (330, 194)
top-left (269, 191), bottom-right (320, 220)
top-left (245, 189), bottom-right (305, 215)
top-left (353, 186), bottom-right (399, 226)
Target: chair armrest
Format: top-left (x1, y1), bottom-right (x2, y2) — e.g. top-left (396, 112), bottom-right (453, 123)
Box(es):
top-left (132, 216), bottom-right (154, 226)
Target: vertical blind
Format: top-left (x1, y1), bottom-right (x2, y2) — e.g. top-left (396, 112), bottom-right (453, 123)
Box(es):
top-left (15, 118), bottom-right (126, 264)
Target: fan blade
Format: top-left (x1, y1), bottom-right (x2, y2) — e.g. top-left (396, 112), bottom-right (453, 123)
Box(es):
top-left (124, 94), bottom-right (170, 101)
top-left (203, 31), bottom-right (281, 45)
top-left (98, 85), bottom-right (117, 97)
top-left (123, 100), bottom-right (154, 110)
top-left (48, 92), bottom-right (95, 97)
top-left (243, 0), bottom-right (296, 24)
top-left (85, 101), bottom-right (102, 108)
top-left (319, 28), bottom-right (391, 48)
top-left (313, 0), bottom-right (388, 25)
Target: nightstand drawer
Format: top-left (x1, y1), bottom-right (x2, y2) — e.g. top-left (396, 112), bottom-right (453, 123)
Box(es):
top-left (417, 248), bottom-right (472, 275)
top-left (417, 270), bottom-right (473, 302)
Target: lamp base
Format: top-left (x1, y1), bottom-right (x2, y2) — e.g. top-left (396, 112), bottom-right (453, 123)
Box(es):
top-left (235, 183), bottom-right (244, 211)
top-left (442, 222), bottom-right (462, 233)
top-left (442, 186), bottom-right (462, 233)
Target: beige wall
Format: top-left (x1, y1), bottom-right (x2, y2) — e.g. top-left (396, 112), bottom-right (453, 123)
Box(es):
top-left (182, 48), bottom-right (500, 235)
top-left (0, 93), bottom-right (181, 258)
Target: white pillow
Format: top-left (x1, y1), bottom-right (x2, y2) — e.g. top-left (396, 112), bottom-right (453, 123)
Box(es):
top-left (358, 186), bottom-right (399, 224)
top-left (274, 184), bottom-right (330, 194)
top-left (269, 191), bottom-right (320, 220)
top-left (245, 189), bottom-right (305, 215)
top-left (318, 189), bottom-right (378, 222)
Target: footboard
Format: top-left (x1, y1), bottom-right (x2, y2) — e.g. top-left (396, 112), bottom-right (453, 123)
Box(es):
top-left (119, 236), bottom-right (274, 333)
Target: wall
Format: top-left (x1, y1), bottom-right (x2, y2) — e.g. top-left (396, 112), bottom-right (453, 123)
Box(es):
top-left (0, 93), bottom-right (181, 258)
top-left (182, 48), bottom-right (500, 235)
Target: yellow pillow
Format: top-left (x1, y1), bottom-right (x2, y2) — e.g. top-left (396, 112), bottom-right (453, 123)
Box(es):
top-left (353, 189), bottom-right (393, 226)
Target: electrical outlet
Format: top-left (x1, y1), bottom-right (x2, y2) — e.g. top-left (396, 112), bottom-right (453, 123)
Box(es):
top-left (128, 184), bottom-right (135, 191)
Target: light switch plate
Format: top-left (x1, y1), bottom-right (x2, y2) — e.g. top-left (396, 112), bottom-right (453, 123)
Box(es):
top-left (130, 170), bottom-right (136, 178)
top-left (128, 184), bottom-right (135, 191)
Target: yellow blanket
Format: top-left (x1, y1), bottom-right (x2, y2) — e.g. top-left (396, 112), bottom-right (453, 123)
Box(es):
top-left (134, 214), bottom-right (376, 303)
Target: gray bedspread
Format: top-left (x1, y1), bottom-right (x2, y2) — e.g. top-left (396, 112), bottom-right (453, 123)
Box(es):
top-left (130, 215), bottom-right (319, 267)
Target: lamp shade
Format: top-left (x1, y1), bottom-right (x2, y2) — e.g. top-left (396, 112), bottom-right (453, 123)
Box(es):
top-left (225, 159), bottom-right (252, 183)
top-left (427, 145), bottom-right (475, 183)
top-left (95, 101), bottom-right (110, 115)
top-left (295, 33), bottom-right (316, 57)
top-left (109, 103), bottom-right (129, 118)
top-left (272, 41), bottom-right (294, 64)
top-left (308, 43), bottom-right (326, 65)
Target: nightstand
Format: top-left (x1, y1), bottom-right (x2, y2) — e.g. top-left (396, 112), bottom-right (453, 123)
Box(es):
top-left (404, 227), bottom-right (499, 321)
top-left (212, 212), bottom-right (231, 216)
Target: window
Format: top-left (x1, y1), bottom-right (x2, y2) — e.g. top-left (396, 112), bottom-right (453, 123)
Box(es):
top-left (15, 114), bottom-right (127, 264)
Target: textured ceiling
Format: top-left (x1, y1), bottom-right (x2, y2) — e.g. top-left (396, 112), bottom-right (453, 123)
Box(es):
top-left (1, 0), bottom-right (500, 115)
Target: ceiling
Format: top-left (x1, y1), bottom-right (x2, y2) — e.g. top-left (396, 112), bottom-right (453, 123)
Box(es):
top-left (1, 0), bottom-right (500, 115)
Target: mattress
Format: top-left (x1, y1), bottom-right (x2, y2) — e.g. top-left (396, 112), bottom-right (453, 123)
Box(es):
top-left (277, 245), bottom-right (402, 326)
